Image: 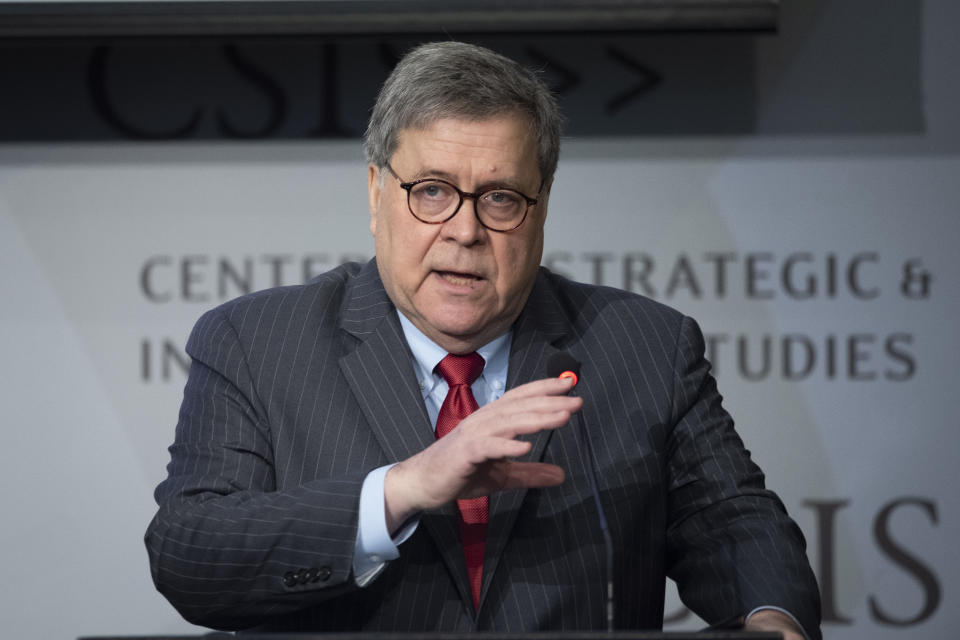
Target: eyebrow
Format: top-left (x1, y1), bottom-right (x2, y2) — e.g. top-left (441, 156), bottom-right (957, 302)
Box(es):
top-left (411, 167), bottom-right (531, 194)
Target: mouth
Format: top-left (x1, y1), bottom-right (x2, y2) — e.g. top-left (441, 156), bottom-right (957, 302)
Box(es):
top-left (435, 270), bottom-right (485, 287)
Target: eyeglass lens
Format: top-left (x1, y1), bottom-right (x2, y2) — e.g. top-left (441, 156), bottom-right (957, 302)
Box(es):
top-left (408, 180), bottom-right (527, 230)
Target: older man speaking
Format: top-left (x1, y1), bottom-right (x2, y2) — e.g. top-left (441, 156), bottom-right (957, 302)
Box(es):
top-left (146, 41), bottom-right (820, 640)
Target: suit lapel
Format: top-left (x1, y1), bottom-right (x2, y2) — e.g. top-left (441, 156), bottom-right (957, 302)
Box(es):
top-left (480, 272), bottom-right (570, 610)
top-left (338, 261), bottom-right (434, 463)
top-left (337, 260), bottom-right (473, 611)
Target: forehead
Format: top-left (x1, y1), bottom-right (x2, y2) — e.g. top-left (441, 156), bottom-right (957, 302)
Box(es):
top-left (392, 114), bottom-right (539, 183)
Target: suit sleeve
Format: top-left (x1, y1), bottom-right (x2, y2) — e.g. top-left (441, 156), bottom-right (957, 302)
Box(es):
top-left (144, 307), bottom-right (363, 630)
top-left (663, 315), bottom-right (822, 640)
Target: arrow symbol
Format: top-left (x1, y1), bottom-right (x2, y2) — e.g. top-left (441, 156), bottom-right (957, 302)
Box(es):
top-left (605, 46), bottom-right (662, 114)
top-left (525, 46), bottom-right (580, 96)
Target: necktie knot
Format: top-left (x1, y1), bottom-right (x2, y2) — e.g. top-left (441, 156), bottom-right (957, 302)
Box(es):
top-left (435, 352), bottom-right (485, 388)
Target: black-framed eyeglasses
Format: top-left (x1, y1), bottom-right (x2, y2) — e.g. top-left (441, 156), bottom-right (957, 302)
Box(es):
top-left (385, 163), bottom-right (542, 233)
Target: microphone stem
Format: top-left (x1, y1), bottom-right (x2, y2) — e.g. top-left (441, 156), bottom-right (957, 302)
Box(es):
top-left (577, 413), bottom-right (615, 632)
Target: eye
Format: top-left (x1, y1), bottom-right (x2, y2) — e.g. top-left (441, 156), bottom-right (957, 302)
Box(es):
top-left (482, 190), bottom-right (523, 208)
top-left (408, 180), bottom-right (458, 219)
top-left (412, 181), bottom-right (454, 200)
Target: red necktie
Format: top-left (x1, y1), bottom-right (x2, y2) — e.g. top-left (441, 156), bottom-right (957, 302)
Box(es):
top-left (434, 352), bottom-right (487, 611)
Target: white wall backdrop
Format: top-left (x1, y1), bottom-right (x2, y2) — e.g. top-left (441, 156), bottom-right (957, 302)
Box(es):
top-left (1, 1), bottom-right (957, 638)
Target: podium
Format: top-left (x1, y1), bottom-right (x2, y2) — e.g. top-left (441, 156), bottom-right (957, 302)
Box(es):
top-left (81, 633), bottom-right (784, 640)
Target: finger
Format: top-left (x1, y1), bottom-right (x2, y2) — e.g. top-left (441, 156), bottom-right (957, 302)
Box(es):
top-left (461, 461), bottom-right (565, 498)
top-left (499, 376), bottom-right (576, 400)
top-left (496, 394), bottom-right (583, 413)
top-left (497, 461), bottom-right (565, 489)
top-left (468, 402), bottom-right (580, 439)
top-left (465, 394), bottom-right (582, 431)
top-left (495, 409), bottom-right (577, 438)
top-left (462, 436), bottom-right (533, 465)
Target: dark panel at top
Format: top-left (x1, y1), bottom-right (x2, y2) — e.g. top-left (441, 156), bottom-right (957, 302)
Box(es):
top-left (0, 34), bottom-right (760, 141)
top-left (0, 0), bottom-right (778, 38)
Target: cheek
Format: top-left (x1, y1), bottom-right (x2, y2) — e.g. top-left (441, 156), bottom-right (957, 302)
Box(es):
top-left (372, 215), bottom-right (390, 264)
top-left (378, 212), bottom-right (437, 282)
top-left (518, 226), bottom-right (544, 268)
top-left (376, 208), bottom-right (408, 256)
top-left (496, 236), bottom-right (542, 294)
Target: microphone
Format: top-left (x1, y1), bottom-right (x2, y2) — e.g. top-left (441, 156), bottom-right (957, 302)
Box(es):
top-left (545, 352), bottom-right (614, 632)
top-left (546, 351), bottom-right (580, 387)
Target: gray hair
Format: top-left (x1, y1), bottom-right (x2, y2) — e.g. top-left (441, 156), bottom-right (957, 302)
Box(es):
top-left (363, 41), bottom-right (562, 185)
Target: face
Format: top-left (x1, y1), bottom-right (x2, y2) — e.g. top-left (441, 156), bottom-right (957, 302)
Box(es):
top-left (368, 114), bottom-right (548, 354)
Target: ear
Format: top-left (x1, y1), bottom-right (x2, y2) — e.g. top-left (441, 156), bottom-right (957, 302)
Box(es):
top-left (368, 164), bottom-right (381, 236)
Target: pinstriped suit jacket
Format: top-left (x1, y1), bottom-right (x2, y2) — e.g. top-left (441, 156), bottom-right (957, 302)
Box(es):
top-left (146, 259), bottom-right (821, 638)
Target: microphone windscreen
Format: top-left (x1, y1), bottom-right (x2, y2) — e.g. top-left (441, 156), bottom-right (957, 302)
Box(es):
top-left (546, 351), bottom-right (581, 379)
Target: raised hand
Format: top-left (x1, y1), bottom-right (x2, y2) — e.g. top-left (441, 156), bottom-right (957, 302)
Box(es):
top-left (383, 376), bottom-right (581, 532)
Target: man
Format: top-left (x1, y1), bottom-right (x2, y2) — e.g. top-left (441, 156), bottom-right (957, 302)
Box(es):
top-left (146, 42), bottom-right (821, 639)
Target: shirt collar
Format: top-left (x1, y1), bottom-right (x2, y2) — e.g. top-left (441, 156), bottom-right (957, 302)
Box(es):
top-left (396, 311), bottom-right (511, 392)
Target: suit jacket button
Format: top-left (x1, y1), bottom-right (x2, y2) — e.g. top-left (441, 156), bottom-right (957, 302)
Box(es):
top-left (316, 566), bottom-right (332, 582)
top-left (282, 571), bottom-right (297, 588)
top-left (305, 568), bottom-right (319, 582)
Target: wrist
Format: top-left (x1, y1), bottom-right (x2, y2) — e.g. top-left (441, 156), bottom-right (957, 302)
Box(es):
top-left (744, 609), bottom-right (806, 640)
top-left (383, 462), bottom-right (419, 533)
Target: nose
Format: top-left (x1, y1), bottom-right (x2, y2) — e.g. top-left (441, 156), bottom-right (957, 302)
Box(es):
top-left (441, 195), bottom-right (485, 245)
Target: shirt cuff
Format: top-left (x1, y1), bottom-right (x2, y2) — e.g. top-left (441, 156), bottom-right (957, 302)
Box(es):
top-left (352, 463), bottom-right (419, 587)
top-left (746, 605), bottom-right (811, 640)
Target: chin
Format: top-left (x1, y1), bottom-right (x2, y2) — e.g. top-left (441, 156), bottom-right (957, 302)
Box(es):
top-left (424, 311), bottom-right (489, 342)
top-left (431, 318), bottom-right (485, 340)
